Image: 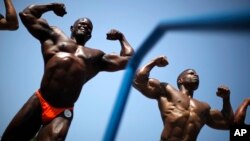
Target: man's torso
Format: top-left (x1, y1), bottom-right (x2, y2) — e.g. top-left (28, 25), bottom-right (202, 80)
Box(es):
top-left (158, 85), bottom-right (210, 141)
top-left (39, 27), bottom-right (104, 107)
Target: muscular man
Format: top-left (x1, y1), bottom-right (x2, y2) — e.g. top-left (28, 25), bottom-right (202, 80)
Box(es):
top-left (1, 3), bottom-right (134, 141)
top-left (234, 98), bottom-right (250, 125)
top-left (0, 0), bottom-right (18, 30)
top-left (133, 56), bottom-right (233, 141)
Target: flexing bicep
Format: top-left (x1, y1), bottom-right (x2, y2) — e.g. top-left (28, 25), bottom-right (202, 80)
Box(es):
top-left (100, 53), bottom-right (130, 72)
top-left (0, 15), bottom-right (17, 30)
top-left (133, 77), bottom-right (162, 99)
top-left (0, 0), bottom-right (18, 30)
top-left (19, 11), bottom-right (52, 41)
top-left (206, 109), bottom-right (230, 129)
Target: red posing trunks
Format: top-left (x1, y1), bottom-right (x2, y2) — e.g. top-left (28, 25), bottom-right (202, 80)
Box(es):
top-left (36, 90), bottom-right (73, 124)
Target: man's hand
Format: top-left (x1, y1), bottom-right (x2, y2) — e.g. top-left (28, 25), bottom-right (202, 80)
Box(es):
top-left (52, 3), bottom-right (67, 17)
top-left (216, 85), bottom-right (230, 99)
top-left (154, 56), bottom-right (169, 67)
top-left (106, 29), bottom-right (123, 40)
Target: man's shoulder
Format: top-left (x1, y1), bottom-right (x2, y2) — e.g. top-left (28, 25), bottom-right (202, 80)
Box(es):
top-left (84, 47), bottom-right (103, 53)
top-left (192, 98), bottom-right (211, 109)
top-left (51, 26), bottom-right (67, 35)
top-left (160, 82), bottom-right (181, 97)
top-left (83, 47), bottom-right (105, 58)
top-left (161, 82), bottom-right (178, 91)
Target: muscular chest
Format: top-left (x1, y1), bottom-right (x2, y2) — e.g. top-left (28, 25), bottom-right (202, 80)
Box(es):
top-left (188, 100), bottom-right (208, 122)
top-left (159, 95), bottom-right (190, 121)
top-left (43, 39), bottom-right (94, 62)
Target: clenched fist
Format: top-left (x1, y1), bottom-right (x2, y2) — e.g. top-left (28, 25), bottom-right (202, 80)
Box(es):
top-left (106, 29), bottom-right (123, 40)
top-left (154, 56), bottom-right (169, 67)
top-left (216, 85), bottom-right (230, 99)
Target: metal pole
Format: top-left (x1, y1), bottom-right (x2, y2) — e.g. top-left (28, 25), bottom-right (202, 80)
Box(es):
top-left (103, 11), bottom-right (250, 141)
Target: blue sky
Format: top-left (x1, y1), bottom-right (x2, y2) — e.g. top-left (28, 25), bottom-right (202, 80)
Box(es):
top-left (1, 0), bottom-right (250, 141)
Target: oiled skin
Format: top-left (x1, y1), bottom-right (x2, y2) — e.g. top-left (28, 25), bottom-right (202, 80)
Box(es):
top-left (133, 56), bottom-right (233, 141)
top-left (1, 3), bottom-right (134, 141)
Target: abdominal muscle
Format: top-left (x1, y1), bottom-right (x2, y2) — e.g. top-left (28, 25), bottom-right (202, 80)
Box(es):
top-left (160, 104), bottom-right (203, 141)
top-left (40, 52), bottom-right (87, 107)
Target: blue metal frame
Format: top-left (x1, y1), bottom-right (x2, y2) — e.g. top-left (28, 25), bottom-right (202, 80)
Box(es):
top-left (103, 11), bottom-right (250, 141)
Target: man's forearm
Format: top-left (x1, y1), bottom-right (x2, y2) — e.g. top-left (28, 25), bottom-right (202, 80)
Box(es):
top-left (3, 0), bottom-right (18, 29)
top-left (135, 61), bottom-right (156, 83)
top-left (5, 0), bottom-right (17, 18)
top-left (22, 3), bottom-right (54, 18)
top-left (221, 98), bottom-right (234, 123)
top-left (119, 35), bottom-right (134, 56)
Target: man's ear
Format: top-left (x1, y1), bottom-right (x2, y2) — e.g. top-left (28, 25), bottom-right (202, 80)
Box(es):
top-left (178, 79), bottom-right (182, 85)
top-left (70, 26), bottom-right (73, 32)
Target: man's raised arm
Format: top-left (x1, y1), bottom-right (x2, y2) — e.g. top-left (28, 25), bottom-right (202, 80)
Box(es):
top-left (100, 29), bottom-right (134, 71)
top-left (106, 29), bottom-right (134, 57)
top-left (234, 98), bottom-right (250, 125)
top-left (133, 56), bottom-right (168, 99)
top-left (207, 86), bottom-right (234, 129)
top-left (19, 3), bottom-right (66, 41)
top-left (0, 0), bottom-right (18, 30)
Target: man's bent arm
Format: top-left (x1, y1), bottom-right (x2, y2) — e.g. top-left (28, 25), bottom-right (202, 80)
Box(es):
top-left (101, 29), bottom-right (134, 71)
top-left (221, 96), bottom-right (234, 125)
top-left (133, 57), bottom-right (167, 99)
top-left (135, 59), bottom-right (157, 84)
top-left (118, 32), bottom-right (134, 57)
top-left (19, 3), bottom-right (66, 41)
top-left (207, 89), bottom-right (234, 129)
top-left (0, 0), bottom-right (18, 30)
top-left (234, 98), bottom-right (250, 125)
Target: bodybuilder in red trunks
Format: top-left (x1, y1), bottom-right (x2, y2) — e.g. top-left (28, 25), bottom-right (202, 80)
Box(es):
top-left (133, 56), bottom-right (234, 141)
top-left (1, 3), bottom-right (134, 141)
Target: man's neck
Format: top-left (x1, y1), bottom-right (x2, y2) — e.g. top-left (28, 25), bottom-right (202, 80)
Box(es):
top-left (71, 36), bottom-right (87, 46)
top-left (180, 87), bottom-right (194, 98)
